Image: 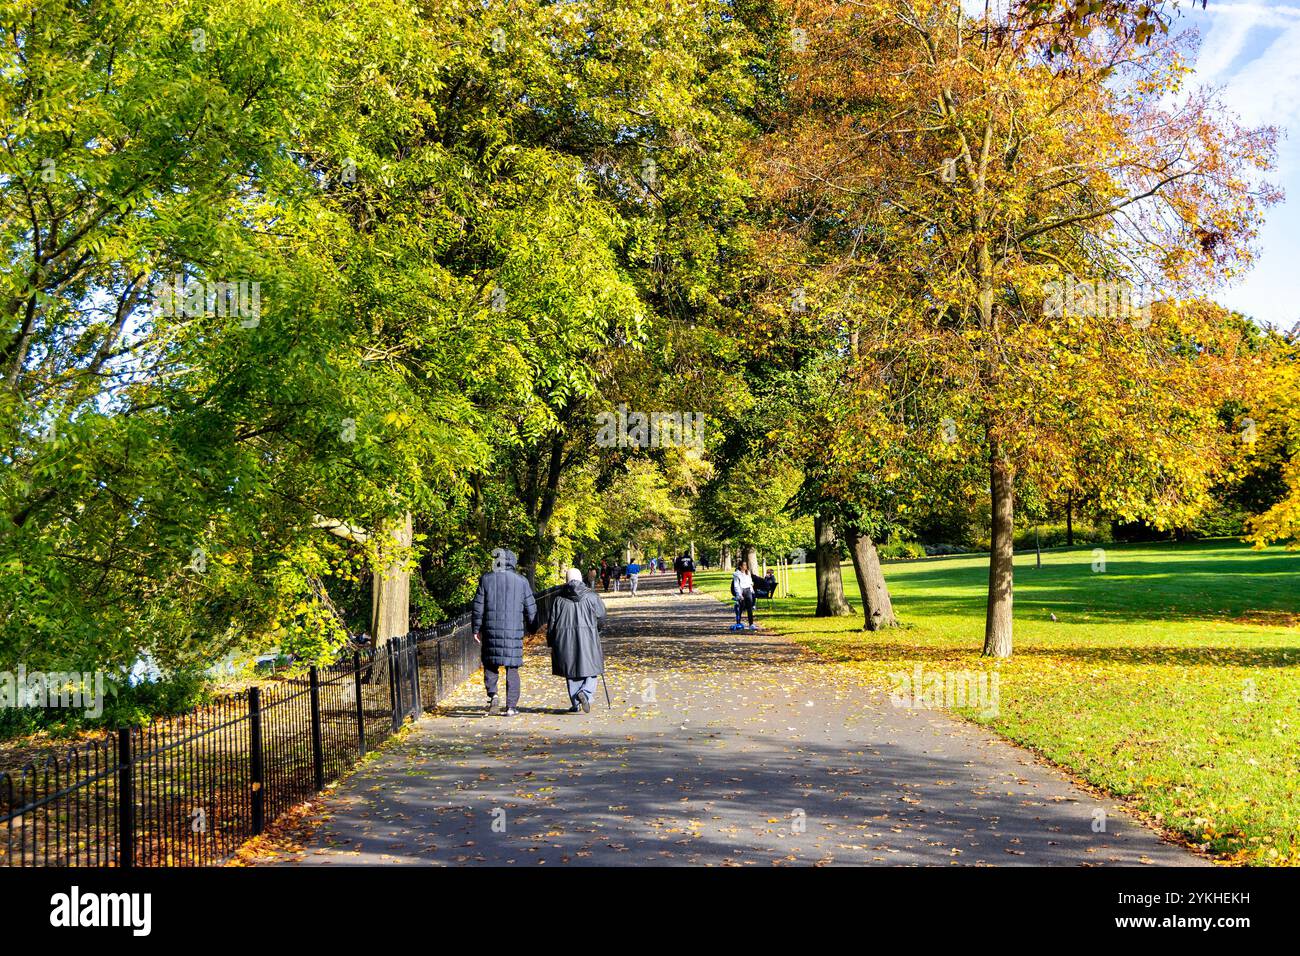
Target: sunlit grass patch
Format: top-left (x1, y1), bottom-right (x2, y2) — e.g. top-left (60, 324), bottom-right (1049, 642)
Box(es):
top-left (697, 540), bottom-right (1300, 864)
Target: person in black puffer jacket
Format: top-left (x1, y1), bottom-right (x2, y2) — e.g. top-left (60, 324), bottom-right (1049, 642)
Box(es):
top-left (472, 548), bottom-right (538, 716)
top-left (678, 551), bottom-right (695, 593)
top-left (547, 568), bottom-right (607, 713)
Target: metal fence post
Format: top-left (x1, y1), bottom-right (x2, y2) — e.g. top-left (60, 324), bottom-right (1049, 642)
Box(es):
top-left (433, 638), bottom-right (444, 704)
top-left (387, 640), bottom-right (399, 730)
top-left (248, 687), bottom-right (264, 835)
top-left (353, 653), bottom-right (367, 756)
top-left (309, 667), bottom-right (325, 792)
top-left (411, 637), bottom-right (422, 713)
top-left (116, 727), bottom-right (133, 869)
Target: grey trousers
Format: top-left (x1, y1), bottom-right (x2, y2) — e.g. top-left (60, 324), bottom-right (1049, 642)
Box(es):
top-left (567, 676), bottom-right (597, 706)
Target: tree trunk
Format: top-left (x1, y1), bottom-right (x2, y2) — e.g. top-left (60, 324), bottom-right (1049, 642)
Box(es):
top-left (519, 431), bottom-right (566, 586)
top-left (974, 195), bottom-right (1013, 655)
top-left (721, 543), bottom-right (732, 572)
top-left (371, 512), bottom-right (413, 645)
top-left (814, 515), bottom-right (853, 617)
top-left (743, 544), bottom-right (758, 574)
top-left (982, 449), bottom-right (1015, 658)
top-left (844, 526), bottom-right (897, 630)
top-left (312, 513), bottom-right (410, 645)
top-left (1065, 492), bottom-right (1074, 547)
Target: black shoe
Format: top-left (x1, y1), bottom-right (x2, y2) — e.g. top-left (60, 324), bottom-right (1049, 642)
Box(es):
top-left (487, 695), bottom-right (501, 715)
top-left (567, 704), bottom-right (580, 713)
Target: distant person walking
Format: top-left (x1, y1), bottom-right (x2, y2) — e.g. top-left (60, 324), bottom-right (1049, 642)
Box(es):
top-left (677, 551), bottom-right (696, 594)
top-left (547, 568), bottom-right (607, 713)
top-left (627, 558), bottom-right (641, 595)
top-left (600, 559), bottom-right (612, 592)
top-left (732, 560), bottom-right (756, 630)
top-left (472, 548), bottom-right (538, 716)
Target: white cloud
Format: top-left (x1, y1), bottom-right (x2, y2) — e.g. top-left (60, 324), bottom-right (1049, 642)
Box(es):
top-left (956, 0), bottom-right (1300, 324)
top-left (1195, 3), bottom-right (1300, 124)
top-left (1185, 2), bottom-right (1300, 325)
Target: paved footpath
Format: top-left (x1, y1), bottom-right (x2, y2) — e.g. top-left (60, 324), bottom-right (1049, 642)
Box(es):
top-left (273, 573), bottom-right (1201, 866)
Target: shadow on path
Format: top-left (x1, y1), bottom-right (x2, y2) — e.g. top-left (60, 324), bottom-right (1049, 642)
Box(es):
top-left (269, 572), bottom-right (1202, 867)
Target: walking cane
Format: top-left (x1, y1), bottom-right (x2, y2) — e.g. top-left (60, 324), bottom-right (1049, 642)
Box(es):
top-left (601, 672), bottom-right (612, 708)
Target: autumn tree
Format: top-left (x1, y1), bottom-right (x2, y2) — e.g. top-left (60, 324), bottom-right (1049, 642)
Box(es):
top-left (1244, 334), bottom-right (1300, 548)
top-left (755, 0), bottom-right (1275, 656)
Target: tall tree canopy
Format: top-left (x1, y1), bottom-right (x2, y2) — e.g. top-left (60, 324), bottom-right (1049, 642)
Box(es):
top-left (747, 0), bottom-right (1275, 655)
top-left (1, 0), bottom-right (1291, 701)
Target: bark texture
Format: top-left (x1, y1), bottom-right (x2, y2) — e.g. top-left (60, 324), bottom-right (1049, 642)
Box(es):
top-left (845, 526), bottom-right (897, 631)
top-left (814, 515), bottom-right (853, 617)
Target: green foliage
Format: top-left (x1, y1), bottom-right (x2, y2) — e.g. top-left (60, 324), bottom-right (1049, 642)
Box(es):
top-left (877, 540), bottom-right (926, 561)
top-left (0, 669), bottom-right (211, 741)
top-left (700, 450), bottom-right (808, 559)
top-left (5, 0), bottom-right (1293, 742)
top-left (0, 0), bottom-right (763, 692)
top-left (1011, 521), bottom-right (1113, 552)
top-left (2, 0), bottom-right (378, 672)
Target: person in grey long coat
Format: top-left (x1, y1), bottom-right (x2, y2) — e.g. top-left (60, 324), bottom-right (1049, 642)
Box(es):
top-left (472, 548), bottom-right (538, 716)
top-left (546, 568), bottom-right (607, 713)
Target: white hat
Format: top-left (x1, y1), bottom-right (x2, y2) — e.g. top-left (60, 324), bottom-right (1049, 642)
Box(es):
top-left (566, 567), bottom-right (583, 584)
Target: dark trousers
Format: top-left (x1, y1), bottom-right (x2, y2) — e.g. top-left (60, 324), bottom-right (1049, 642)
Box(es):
top-left (734, 589), bottom-right (755, 625)
top-left (483, 664), bottom-right (520, 708)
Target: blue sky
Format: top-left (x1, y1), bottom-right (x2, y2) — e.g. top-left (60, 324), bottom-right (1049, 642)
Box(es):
top-left (1176, 1), bottom-right (1300, 330)
top-left (965, 0), bottom-right (1298, 330)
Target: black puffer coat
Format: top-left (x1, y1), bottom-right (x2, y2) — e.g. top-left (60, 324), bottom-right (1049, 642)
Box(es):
top-left (546, 581), bottom-right (606, 679)
top-left (471, 549), bottom-right (538, 668)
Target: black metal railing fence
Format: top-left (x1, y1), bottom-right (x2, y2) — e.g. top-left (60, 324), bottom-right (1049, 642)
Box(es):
top-left (0, 585), bottom-right (560, 868)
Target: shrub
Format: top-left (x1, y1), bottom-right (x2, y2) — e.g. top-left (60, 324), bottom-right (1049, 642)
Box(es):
top-left (0, 669), bottom-right (212, 742)
top-left (1013, 520), bottom-right (1112, 551)
top-left (1187, 502), bottom-right (1249, 539)
top-left (879, 540), bottom-right (927, 560)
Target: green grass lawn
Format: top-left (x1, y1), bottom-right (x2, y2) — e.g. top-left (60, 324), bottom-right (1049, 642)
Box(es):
top-left (697, 540), bottom-right (1300, 865)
